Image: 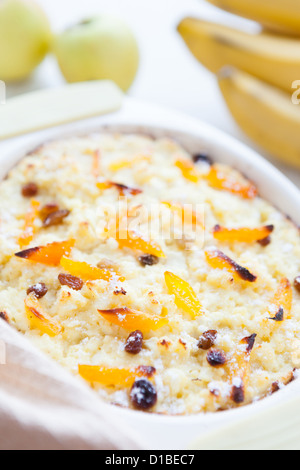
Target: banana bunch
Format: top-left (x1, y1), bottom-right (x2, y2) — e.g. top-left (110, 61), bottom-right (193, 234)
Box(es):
top-left (178, 1), bottom-right (300, 168)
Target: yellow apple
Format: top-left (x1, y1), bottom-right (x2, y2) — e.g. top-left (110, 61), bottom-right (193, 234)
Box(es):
top-left (54, 16), bottom-right (139, 92)
top-left (0, 0), bottom-right (52, 82)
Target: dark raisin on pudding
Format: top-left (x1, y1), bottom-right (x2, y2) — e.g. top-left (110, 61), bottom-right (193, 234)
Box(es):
top-left (198, 330), bottom-right (218, 350)
top-left (138, 254), bottom-right (159, 267)
top-left (58, 273), bottom-right (84, 291)
top-left (207, 349), bottom-right (227, 367)
top-left (125, 330), bottom-right (143, 355)
top-left (269, 306), bottom-right (284, 322)
top-left (27, 283), bottom-right (48, 299)
top-left (231, 382), bottom-right (245, 404)
top-left (294, 276), bottom-right (300, 293)
top-left (258, 236), bottom-right (272, 247)
top-left (130, 379), bottom-right (157, 410)
top-left (22, 182), bottom-right (38, 198)
top-left (43, 209), bottom-right (70, 228)
top-left (193, 153), bottom-right (213, 166)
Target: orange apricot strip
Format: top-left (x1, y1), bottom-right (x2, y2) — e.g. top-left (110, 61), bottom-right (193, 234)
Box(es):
top-left (115, 230), bottom-right (166, 258)
top-left (260, 279), bottom-right (293, 339)
top-left (92, 149), bottom-right (101, 179)
top-left (78, 364), bottom-right (156, 388)
top-left (205, 249), bottom-right (257, 283)
top-left (15, 239), bottom-right (75, 266)
top-left (206, 166), bottom-right (258, 199)
top-left (267, 278), bottom-right (293, 323)
top-left (60, 256), bottom-right (113, 282)
top-left (164, 271), bottom-right (204, 319)
top-left (97, 181), bottom-right (142, 196)
top-left (162, 202), bottom-right (204, 228)
top-left (98, 307), bottom-right (168, 333)
top-left (84, 149), bottom-right (102, 178)
top-left (18, 199), bottom-right (40, 248)
top-left (175, 159), bottom-right (200, 183)
top-left (228, 334), bottom-right (257, 404)
top-left (109, 154), bottom-right (151, 172)
top-left (213, 225), bottom-right (274, 243)
top-left (25, 293), bottom-right (62, 337)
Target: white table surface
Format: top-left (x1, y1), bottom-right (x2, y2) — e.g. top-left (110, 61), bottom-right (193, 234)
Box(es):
top-left (6, 0), bottom-right (300, 188)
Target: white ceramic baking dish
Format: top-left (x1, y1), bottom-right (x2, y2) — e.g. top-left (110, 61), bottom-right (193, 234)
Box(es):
top-left (1, 97), bottom-right (300, 450)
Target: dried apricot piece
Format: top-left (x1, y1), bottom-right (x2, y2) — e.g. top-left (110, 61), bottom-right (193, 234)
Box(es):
top-left (98, 307), bottom-right (168, 333)
top-left (78, 364), bottom-right (156, 388)
top-left (116, 230), bottom-right (166, 258)
top-left (205, 249), bottom-right (257, 283)
top-left (164, 271), bottom-right (204, 318)
top-left (97, 181), bottom-right (142, 196)
top-left (25, 293), bottom-right (62, 337)
top-left (206, 166), bottom-right (257, 199)
top-left (15, 239), bottom-right (75, 266)
top-left (92, 149), bottom-right (101, 179)
top-left (109, 154), bottom-right (151, 172)
top-left (266, 278), bottom-right (293, 325)
top-left (84, 149), bottom-right (102, 178)
top-left (213, 225), bottom-right (274, 243)
top-left (228, 334), bottom-right (257, 404)
top-left (60, 257), bottom-right (113, 282)
top-left (19, 199), bottom-right (40, 248)
top-left (175, 159), bottom-right (200, 183)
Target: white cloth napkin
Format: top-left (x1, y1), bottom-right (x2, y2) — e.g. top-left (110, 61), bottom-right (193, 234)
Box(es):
top-left (0, 321), bottom-right (145, 450)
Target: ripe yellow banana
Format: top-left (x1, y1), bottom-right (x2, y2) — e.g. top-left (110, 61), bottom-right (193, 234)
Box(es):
top-left (218, 67), bottom-right (300, 168)
top-left (177, 18), bottom-right (300, 93)
top-left (205, 0), bottom-right (300, 36)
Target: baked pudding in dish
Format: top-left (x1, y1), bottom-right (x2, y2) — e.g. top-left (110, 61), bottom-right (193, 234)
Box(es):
top-left (0, 132), bottom-right (299, 415)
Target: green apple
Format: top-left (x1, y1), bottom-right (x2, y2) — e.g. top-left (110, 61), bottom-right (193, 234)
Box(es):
top-left (54, 16), bottom-right (139, 92)
top-left (0, 0), bottom-right (52, 82)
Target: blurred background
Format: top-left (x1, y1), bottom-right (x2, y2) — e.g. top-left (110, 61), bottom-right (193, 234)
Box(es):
top-left (4, 0), bottom-right (300, 187)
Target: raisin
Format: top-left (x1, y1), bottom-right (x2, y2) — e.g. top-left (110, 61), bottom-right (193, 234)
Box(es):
top-left (27, 283), bottom-right (48, 299)
top-left (39, 203), bottom-right (60, 219)
top-left (22, 182), bottom-right (38, 198)
top-left (242, 334), bottom-right (257, 353)
top-left (43, 209), bottom-right (70, 228)
top-left (193, 153), bottom-right (213, 165)
top-left (231, 383), bottom-right (245, 404)
top-left (258, 236), bottom-right (272, 247)
top-left (125, 330), bottom-right (143, 354)
top-left (130, 379), bottom-right (157, 410)
top-left (138, 254), bottom-right (159, 267)
top-left (198, 330), bottom-right (218, 350)
top-left (269, 306), bottom-right (284, 322)
top-left (206, 349), bottom-right (227, 367)
top-left (294, 276), bottom-right (300, 293)
top-left (58, 273), bottom-right (84, 291)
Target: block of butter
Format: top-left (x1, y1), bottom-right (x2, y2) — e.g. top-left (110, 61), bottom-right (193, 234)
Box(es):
top-left (0, 80), bottom-right (123, 140)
